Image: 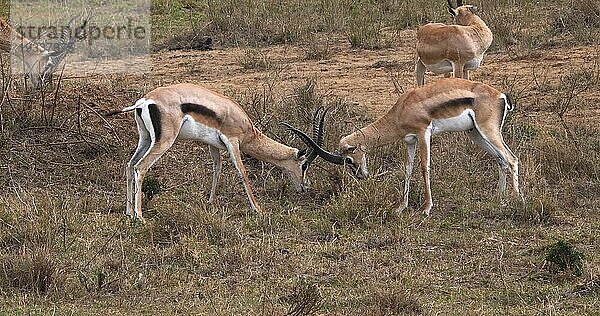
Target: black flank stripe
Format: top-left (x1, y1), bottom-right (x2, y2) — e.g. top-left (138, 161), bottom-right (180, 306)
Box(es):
top-left (430, 97), bottom-right (475, 115)
top-left (180, 103), bottom-right (222, 124)
top-left (148, 103), bottom-right (162, 142)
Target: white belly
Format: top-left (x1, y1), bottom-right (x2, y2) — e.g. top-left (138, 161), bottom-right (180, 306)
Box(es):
top-left (426, 60), bottom-right (453, 74)
top-left (431, 109), bottom-right (475, 135)
top-left (178, 116), bottom-right (226, 149)
top-left (465, 57), bottom-right (482, 70)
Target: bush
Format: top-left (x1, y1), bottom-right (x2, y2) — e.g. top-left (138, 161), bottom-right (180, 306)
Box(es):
top-left (545, 239), bottom-right (585, 277)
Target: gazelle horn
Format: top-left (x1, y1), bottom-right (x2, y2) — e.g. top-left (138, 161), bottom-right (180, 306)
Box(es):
top-left (281, 122), bottom-right (349, 166)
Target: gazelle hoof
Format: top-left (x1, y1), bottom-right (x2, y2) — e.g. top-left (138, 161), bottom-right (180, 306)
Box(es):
top-left (420, 205), bottom-right (432, 216)
top-left (396, 206), bottom-right (407, 216)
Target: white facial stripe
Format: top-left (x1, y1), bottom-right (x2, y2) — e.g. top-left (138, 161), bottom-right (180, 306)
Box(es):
top-left (360, 153), bottom-right (368, 177)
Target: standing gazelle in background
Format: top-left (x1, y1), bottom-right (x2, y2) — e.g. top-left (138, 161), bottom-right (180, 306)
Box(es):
top-left (415, 0), bottom-right (492, 85)
top-left (108, 83), bottom-right (317, 222)
top-left (0, 18), bottom-right (84, 88)
top-left (285, 78), bottom-right (520, 216)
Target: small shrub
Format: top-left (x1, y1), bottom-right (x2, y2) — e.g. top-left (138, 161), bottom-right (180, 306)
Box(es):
top-left (552, 0), bottom-right (600, 43)
top-left (545, 239), bottom-right (585, 277)
top-left (237, 49), bottom-right (273, 70)
top-left (304, 43), bottom-right (331, 61)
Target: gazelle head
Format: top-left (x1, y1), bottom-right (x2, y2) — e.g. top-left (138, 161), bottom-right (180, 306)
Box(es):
top-left (280, 148), bottom-right (309, 193)
top-left (447, 0), bottom-right (479, 25)
top-left (28, 18), bottom-right (86, 89)
top-left (338, 138), bottom-right (369, 179)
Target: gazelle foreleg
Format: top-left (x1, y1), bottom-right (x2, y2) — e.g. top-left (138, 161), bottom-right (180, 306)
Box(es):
top-left (418, 126), bottom-right (433, 216)
top-left (208, 145), bottom-right (222, 208)
top-left (220, 136), bottom-right (262, 213)
top-left (398, 138), bottom-right (417, 214)
top-left (452, 61), bottom-right (465, 79)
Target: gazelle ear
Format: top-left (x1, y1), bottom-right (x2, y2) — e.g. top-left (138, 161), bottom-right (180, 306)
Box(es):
top-left (448, 7), bottom-right (458, 16)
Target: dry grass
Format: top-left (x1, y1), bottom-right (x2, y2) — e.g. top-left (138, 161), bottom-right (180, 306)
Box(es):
top-left (0, 0), bottom-right (599, 314)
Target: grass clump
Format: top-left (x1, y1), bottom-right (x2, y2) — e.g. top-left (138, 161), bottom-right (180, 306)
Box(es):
top-left (361, 289), bottom-right (423, 316)
top-left (237, 49), bottom-right (274, 70)
top-left (545, 239), bottom-right (585, 277)
top-left (0, 249), bottom-right (58, 294)
top-left (282, 278), bottom-right (324, 316)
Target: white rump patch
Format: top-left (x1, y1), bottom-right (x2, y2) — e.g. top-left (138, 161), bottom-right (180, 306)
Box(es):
top-left (431, 109), bottom-right (475, 135)
top-left (178, 115), bottom-right (227, 150)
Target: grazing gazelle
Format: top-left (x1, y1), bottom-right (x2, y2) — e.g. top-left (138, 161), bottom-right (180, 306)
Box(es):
top-left (415, 0), bottom-right (493, 85)
top-left (108, 83), bottom-right (323, 222)
top-left (0, 18), bottom-right (85, 88)
top-left (284, 78), bottom-right (520, 216)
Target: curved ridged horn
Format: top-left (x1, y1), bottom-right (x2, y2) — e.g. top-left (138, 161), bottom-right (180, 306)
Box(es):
top-left (43, 17), bottom-right (88, 78)
top-left (281, 122), bottom-right (348, 165)
top-left (457, 0), bottom-right (463, 7)
top-left (447, 0), bottom-right (456, 9)
top-left (303, 106), bottom-right (332, 171)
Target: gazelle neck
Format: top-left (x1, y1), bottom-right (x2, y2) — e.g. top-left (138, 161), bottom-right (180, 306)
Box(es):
top-left (241, 129), bottom-right (298, 169)
top-left (346, 116), bottom-right (402, 150)
top-left (0, 20), bottom-right (48, 63)
top-left (468, 16), bottom-right (492, 45)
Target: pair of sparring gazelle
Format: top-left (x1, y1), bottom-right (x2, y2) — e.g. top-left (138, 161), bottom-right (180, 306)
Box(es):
top-left (111, 1), bottom-right (519, 222)
top-left (112, 78), bottom-right (519, 222)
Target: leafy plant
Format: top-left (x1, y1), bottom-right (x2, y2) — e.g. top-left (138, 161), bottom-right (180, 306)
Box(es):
top-left (142, 176), bottom-right (163, 201)
top-left (545, 239), bottom-right (585, 277)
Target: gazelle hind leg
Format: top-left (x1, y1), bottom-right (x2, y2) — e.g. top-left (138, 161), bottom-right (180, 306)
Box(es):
top-left (398, 141), bottom-right (417, 214)
top-left (415, 58), bottom-right (427, 86)
top-left (418, 127), bottom-right (433, 216)
top-left (468, 126), bottom-right (520, 196)
top-left (220, 136), bottom-right (261, 212)
top-left (467, 128), bottom-right (508, 193)
top-left (126, 111), bottom-right (152, 217)
top-left (131, 134), bottom-right (178, 222)
top-left (208, 145), bottom-right (222, 208)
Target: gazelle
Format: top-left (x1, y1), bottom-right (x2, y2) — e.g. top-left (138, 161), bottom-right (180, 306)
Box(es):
top-left (285, 78), bottom-right (520, 216)
top-left (0, 18), bottom-right (84, 88)
top-left (415, 0), bottom-right (493, 86)
top-left (107, 83), bottom-right (325, 222)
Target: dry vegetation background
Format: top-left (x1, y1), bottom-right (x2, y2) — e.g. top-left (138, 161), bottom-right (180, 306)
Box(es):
top-left (0, 0), bottom-right (599, 315)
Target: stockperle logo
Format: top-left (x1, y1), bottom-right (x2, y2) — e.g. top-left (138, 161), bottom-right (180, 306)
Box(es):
top-left (9, 0), bottom-right (151, 76)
